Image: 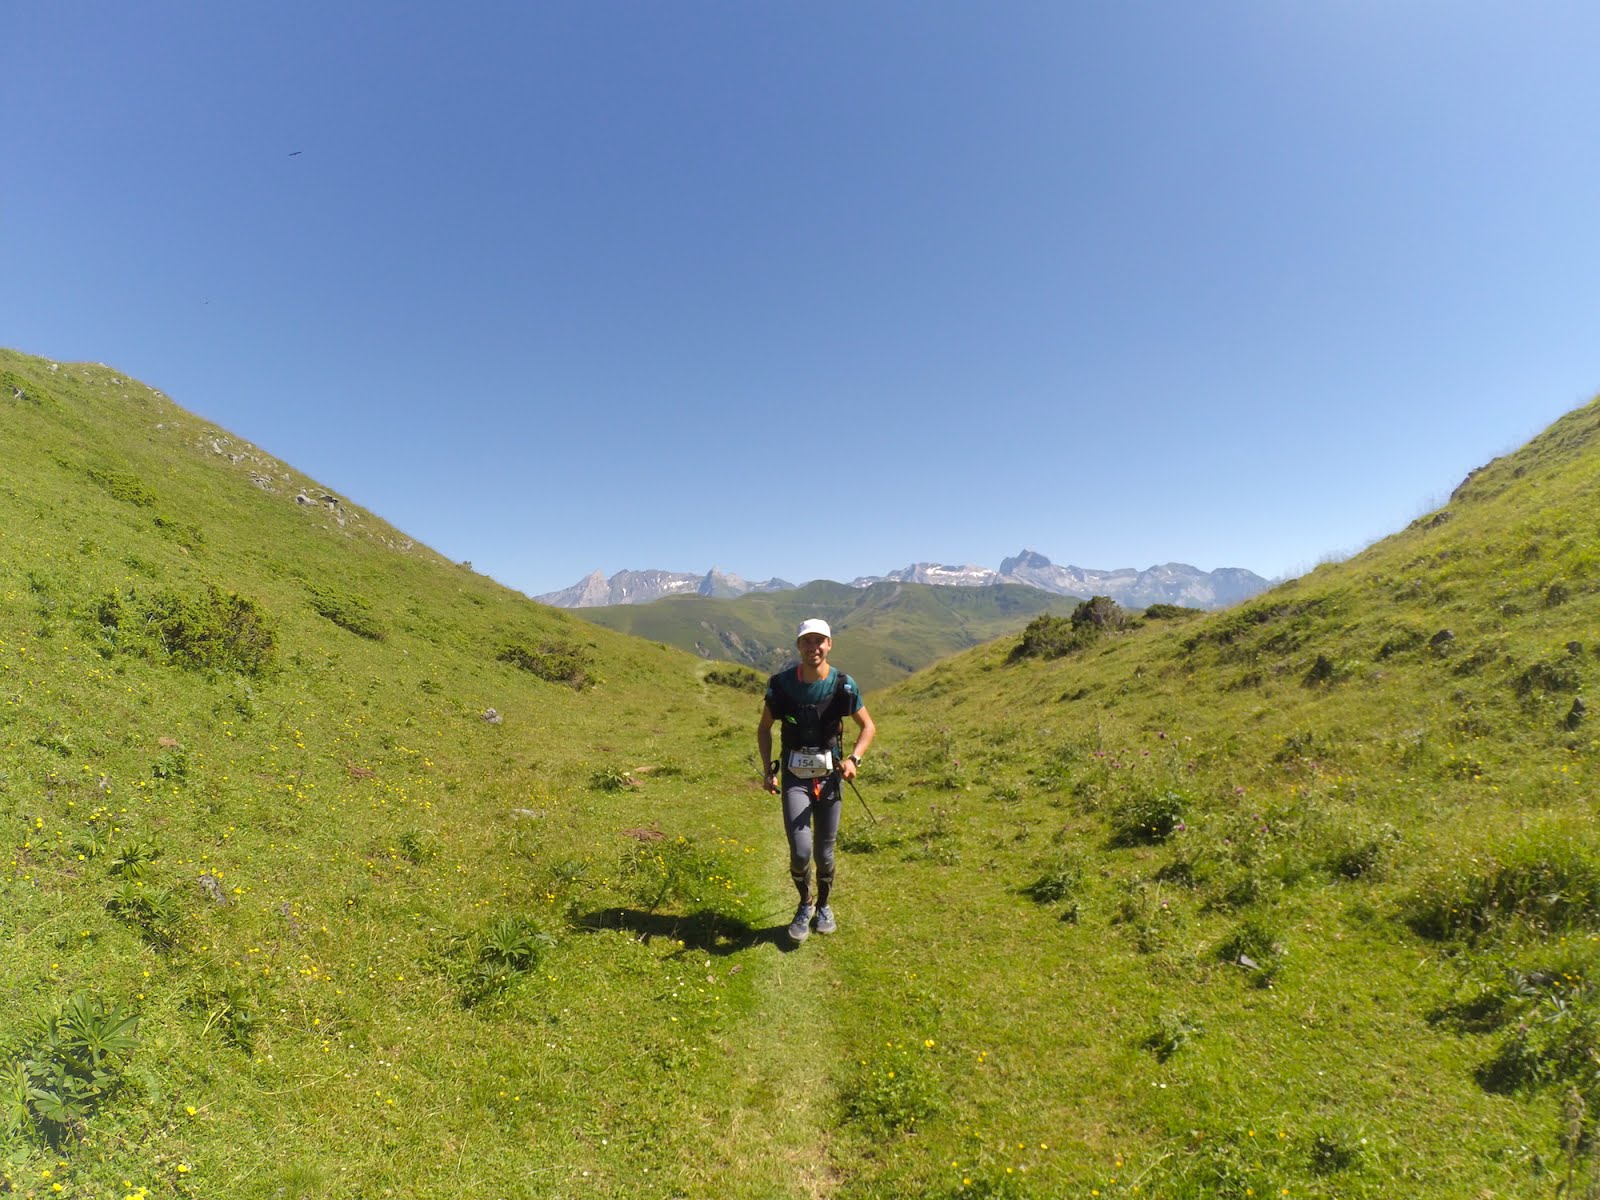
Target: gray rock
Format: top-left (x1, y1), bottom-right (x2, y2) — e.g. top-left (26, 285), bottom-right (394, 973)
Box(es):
top-left (198, 873), bottom-right (228, 905)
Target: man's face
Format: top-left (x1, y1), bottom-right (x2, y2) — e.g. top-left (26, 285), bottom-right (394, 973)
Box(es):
top-left (797, 633), bottom-right (831, 666)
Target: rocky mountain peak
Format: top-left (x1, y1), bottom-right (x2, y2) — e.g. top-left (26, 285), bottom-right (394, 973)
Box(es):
top-left (999, 548), bottom-right (1053, 573)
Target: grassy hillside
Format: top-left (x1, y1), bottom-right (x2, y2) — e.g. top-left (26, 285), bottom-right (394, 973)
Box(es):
top-left (572, 579), bottom-right (1088, 692)
top-left (3, 343), bottom-right (1598, 1199)
top-left (0, 350), bottom-right (822, 1197)
top-left (851, 395), bottom-right (1600, 1196)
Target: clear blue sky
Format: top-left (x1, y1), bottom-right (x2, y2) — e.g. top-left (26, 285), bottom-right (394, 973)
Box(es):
top-left (6, 4), bottom-right (1596, 596)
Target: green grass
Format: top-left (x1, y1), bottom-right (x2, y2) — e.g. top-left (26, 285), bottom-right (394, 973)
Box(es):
top-left (3, 345), bottom-right (1600, 1196)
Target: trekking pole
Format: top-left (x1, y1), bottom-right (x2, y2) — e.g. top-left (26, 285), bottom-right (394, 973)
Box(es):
top-left (843, 773), bottom-right (878, 824)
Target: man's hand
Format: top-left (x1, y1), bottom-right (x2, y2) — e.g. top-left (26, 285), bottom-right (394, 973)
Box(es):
top-left (841, 757), bottom-right (858, 782)
top-left (763, 769), bottom-right (780, 794)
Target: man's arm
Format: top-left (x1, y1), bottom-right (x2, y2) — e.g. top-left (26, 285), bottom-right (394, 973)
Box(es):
top-left (841, 706), bottom-right (875, 781)
top-left (756, 703), bottom-right (778, 793)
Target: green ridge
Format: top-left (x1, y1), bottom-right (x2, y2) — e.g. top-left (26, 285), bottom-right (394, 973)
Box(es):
top-left (573, 579), bottom-right (1090, 692)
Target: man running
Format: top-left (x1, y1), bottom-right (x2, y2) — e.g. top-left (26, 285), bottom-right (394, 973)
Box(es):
top-left (756, 618), bottom-right (876, 944)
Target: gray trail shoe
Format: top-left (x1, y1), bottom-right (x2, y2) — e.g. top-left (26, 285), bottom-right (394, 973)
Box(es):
top-left (787, 903), bottom-right (815, 944)
top-left (814, 905), bottom-right (837, 935)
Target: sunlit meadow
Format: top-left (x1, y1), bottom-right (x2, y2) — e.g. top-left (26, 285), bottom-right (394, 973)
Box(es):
top-left (3, 348), bottom-right (1599, 1197)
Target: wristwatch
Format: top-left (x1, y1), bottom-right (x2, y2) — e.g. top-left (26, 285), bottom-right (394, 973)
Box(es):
top-left (847, 753), bottom-right (861, 766)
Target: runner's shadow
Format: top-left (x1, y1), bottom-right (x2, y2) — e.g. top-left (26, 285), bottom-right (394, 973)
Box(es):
top-left (577, 907), bottom-right (793, 956)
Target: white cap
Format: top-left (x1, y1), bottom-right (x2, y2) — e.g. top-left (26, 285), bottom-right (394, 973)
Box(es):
top-left (796, 618), bottom-right (832, 640)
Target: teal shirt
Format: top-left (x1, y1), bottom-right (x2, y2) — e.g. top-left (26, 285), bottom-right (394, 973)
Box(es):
top-left (764, 666), bottom-right (862, 750)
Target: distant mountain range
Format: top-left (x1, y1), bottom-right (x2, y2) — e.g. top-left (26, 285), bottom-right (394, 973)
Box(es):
top-left (534, 566), bottom-right (795, 608)
top-left (536, 550), bottom-right (1271, 611)
top-left (567, 579), bottom-right (1092, 692)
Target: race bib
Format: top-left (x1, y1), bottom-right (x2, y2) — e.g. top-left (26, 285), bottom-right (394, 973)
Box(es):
top-left (786, 748), bottom-right (834, 778)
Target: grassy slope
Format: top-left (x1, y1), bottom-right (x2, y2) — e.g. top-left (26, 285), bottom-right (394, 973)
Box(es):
top-left (842, 395), bottom-right (1600, 1197)
top-left (573, 580), bottom-right (1086, 691)
top-left (4, 345), bottom-right (1598, 1199)
top-left (0, 351), bottom-right (835, 1197)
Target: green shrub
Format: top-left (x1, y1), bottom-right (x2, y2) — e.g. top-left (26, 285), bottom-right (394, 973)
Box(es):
top-left (86, 466), bottom-right (156, 507)
top-left (1109, 788), bottom-right (1187, 846)
top-left (1, 993), bottom-right (139, 1145)
top-left (1012, 599), bottom-right (1132, 661)
top-left (106, 838), bottom-right (162, 881)
top-left (305, 582), bottom-right (386, 639)
top-left (1514, 655), bottom-right (1583, 698)
top-left (1072, 595), bottom-right (1130, 630)
top-left (106, 880), bottom-right (183, 949)
top-left (445, 915), bottom-right (557, 1008)
top-left (1323, 821), bottom-right (1400, 880)
top-left (498, 639), bottom-right (596, 689)
top-left (151, 745), bottom-right (190, 782)
top-left (1010, 614), bottom-right (1080, 660)
top-left (1143, 603), bottom-right (1202, 621)
top-left (152, 514), bottom-right (204, 548)
top-left (705, 665), bottom-right (766, 693)
top-left (1476, 980), bottom-right (1600, 1108)
top-left (1022, 850), bottom-right (1085, 905)
top-left (589, 765), bottom-right (634, 792)
top-left (93, 584), bottom-right (277, 675)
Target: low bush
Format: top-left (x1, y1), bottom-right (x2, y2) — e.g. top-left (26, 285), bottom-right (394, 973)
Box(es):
top-left (106, 880), bottom-right (183, 949)
top-left (1323, 821), bottom-right (1401, 880)
top-left (443, 915), bottom-right (557, 1008)
top-left (498, 639), bottom-right (596, 689)
top-left (152, 514), bottom-right (204, 548)
top-left (1109, 788), bottom-right (1187, 846)
top-left (1476, 981), bottom-right (1600, 1106)
top-left (705, 665), bottom-right (766, 693)
top-left (1009, 614), bottom-right (1081, 660)
top-left (1072, 594), bottom-right (1130, 630)
top-left (1022, 850), bottom-right (1085, 905)
top-left (93, 584), bottom-right (278, 675)
top-left (0, 993), bottom-right (139, 1146)
top-left (1514, 654), bottom-right (1584, 698)
top-left (86, 466), bottom-right (157, 508)
top-left (589, 765), bottom-right (634, 792)
top-left (1142, 603), bottom-right (1202, 621)
top-left (307, 582), bottom-right (386, 640)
